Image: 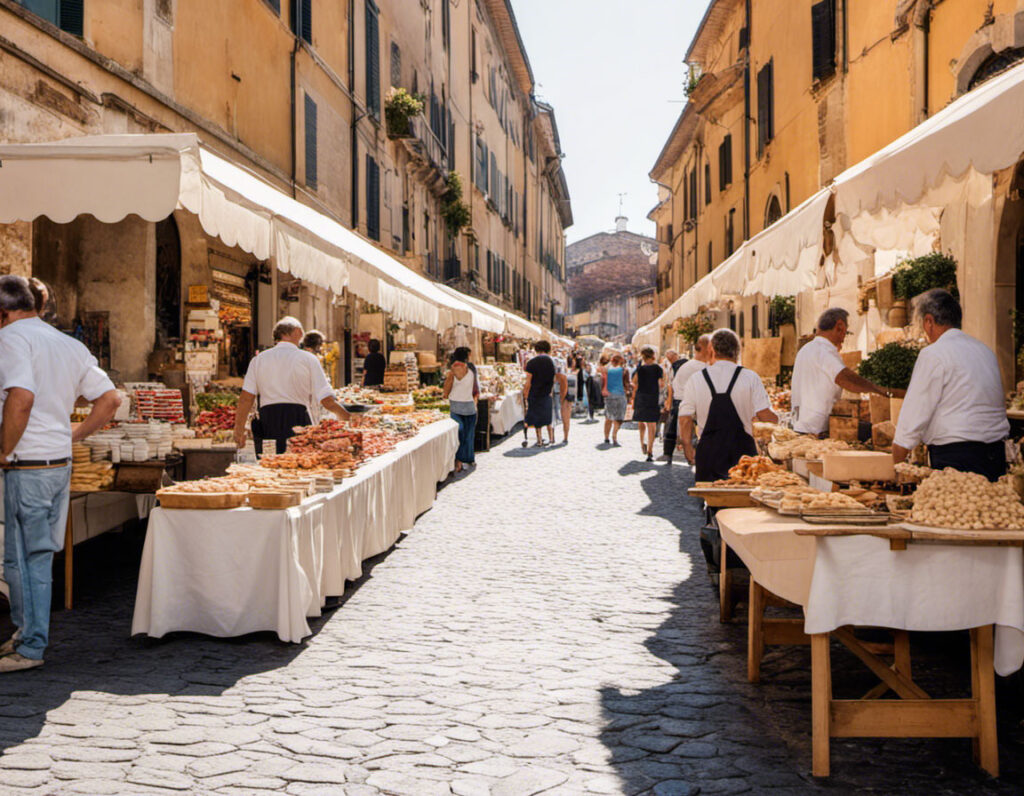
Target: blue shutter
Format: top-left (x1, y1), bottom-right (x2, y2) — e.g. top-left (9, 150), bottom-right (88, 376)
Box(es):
top-left (304, 94), bottom-right (318, 189)
top-left (59, 0), bottom-right (83, 35)
top-left (365, 0), bottom-right (381, 118)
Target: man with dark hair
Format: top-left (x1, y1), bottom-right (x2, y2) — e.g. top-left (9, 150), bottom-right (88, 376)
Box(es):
top-left (791, 306), bottom-right (900, 435)
top-left (233, 316), bottom-right (352, 456)
top-left (523, 340), bottom-right (556, 446)
top-left (893, 289), bottom-right (1009, 479)
top-left (0, 275), bottom-right (122, 672)
top-left (362, 338), bottom-right (387, 387)
top-left (300, 329), bottom-right (325, 354)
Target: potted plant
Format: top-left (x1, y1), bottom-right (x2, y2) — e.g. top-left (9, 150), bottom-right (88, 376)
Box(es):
top-left (385, 88), bottom-right (425, 139)
top-left (890, 252), bottom-right (958, 326)
top-left (857, 341), bottom-right (921, 423)
top-left (676, 313), bottom-right (715, 347)
top-left (441, 171), bottom-right (471, 235)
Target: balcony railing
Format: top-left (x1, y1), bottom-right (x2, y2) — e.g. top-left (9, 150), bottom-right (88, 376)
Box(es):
top-left (401, 115), bottom-right (448, 180)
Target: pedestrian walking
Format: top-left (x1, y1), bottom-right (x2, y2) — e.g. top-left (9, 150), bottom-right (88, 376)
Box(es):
top-left (602, 353), bottom-right (630, 446)
top-left (443, 348), bottom-right (479, 473)
top-left (632, 346), bottom-right (664, 461)
top-left (362, 338), bottom-right (387, 387)
top-left (523, 340), bottom-right (557, 447)
top-left (0, 275), bottom-right (122, 673)
top-left (660, 336), bottom-right (711, 463)
top-left (590, 354), bottom-right (608, 420)
top-left (560, 357), bottom-right (577, 442)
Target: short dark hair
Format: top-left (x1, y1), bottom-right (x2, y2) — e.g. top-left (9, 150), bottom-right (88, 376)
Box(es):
top-left (368, 338), bottom-right (382, 353)
top-left (916, 288), bottom-right (962, 328)
top-left (534, 340), bottom-right (551, 353)
top-left (0, 275), bottom-right (37, 313)
top-left (301, 330), bottom-right (324, 350)
top-left (711, 328), bottom-right (741, 360)
top-left (452, 347), bottom-right (470, 363)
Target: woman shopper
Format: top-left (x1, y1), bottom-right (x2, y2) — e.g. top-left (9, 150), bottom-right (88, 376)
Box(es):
top-left (602, 353), bottom-right (630, 445)
top-left (560, 358), bottom-right (578, 442)
top-left (443, 349), bottom-right (479, 472)
top-left (590, 355), bottom-right (608, 420)
top-left (632, 346), bottom-right (665, 461)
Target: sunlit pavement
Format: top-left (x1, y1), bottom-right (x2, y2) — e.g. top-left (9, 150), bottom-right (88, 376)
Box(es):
top-left (0, 417), bottom-right (1022, 794)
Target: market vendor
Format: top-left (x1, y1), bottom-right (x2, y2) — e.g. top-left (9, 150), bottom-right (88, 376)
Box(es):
top-left (892, 289), bottom-right (1009, 480)
top-left (233, 317), bottom-right (352, 455)
top-left (791, 307), bottom-right (903, 435)
top-left (679, 328), bottom-right (778, 481)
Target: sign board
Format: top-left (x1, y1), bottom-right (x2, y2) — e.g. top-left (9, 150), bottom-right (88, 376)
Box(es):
top-left (188, 284), bottom-right (209, 304)
top-left (741, 337), bottom-right (782, 379)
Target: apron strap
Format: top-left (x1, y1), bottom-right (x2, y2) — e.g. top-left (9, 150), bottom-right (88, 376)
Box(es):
top-left (701, 368), bottom-right (717, 395)
top-left (724, 366), bottom-right (743, 396)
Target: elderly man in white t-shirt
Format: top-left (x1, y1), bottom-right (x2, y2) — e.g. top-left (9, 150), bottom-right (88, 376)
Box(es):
top-left (791, 307), bottom-right (901, 435)
top-left (0, 275), bottom-right (122, 672)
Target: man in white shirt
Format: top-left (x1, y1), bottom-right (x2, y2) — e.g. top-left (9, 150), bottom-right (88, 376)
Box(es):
top-left (657, 336), bottom-right (711, 464)
top-left (892, 289), bottom-right (1009, 480)
top-left (791, 307), bottom-right (901, 435)
top-left (679, 329), bottom-right (778, 479)
top-left (0, 275), bottom-right (121, 673)
top-left (233, 317), bottom-right (353, 455)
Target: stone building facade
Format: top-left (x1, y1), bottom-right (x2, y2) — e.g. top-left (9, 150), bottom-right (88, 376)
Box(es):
top-left (566, 217), bottom-right (657, 343)
top-left (0, 0), bottom-right (571, 378)
top-left (650, 0), bottom-right (1024, 347)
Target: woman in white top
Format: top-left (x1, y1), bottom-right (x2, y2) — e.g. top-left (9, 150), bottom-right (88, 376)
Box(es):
top-left (443, 349), bottom-right (479, 473)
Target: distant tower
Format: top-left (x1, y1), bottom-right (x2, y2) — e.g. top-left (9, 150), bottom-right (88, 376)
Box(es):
top-left (615, 215), bottom-right (628, 232)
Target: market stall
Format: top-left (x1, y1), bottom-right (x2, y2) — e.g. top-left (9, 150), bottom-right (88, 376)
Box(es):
top-left (132, 416), bottom-right (457, 643)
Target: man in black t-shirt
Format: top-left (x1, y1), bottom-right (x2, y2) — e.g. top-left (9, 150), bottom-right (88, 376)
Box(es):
top-left (362, 339), bottom-right (387, 387)
top-left (523, 340), bottom-right (557, 446)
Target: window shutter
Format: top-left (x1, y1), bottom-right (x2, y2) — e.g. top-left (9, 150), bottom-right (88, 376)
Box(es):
top-left (811, 1), bottom-right (836, 82)
top-left (366, 156), bottom-right (380, 240)
top-left (704, 162), bottom-right (711, 204)
top-left (59, 0), bottom-right (84, 36)
top-left (390, 42), bottom-right (401, 88)
top-left (688, 170), bottom-right (697, 220)
top-left (265, 0), bottom-right (281, 14)
top-left (718, 136), bottom-right (733, 190)
top-left (365, 0), bottom-right (381, 118)
top-left (682, 171), bottom-right (689, 220)
top-left (304, 94), bottom-right (318, 190)
top-left (757, 61), bottom-right (774, 155)
top-left (301, 0), bottom-right (312, 43)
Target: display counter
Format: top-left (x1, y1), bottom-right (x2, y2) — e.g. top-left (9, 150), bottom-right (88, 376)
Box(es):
top-left (489, 391), bottom-right (524, 435)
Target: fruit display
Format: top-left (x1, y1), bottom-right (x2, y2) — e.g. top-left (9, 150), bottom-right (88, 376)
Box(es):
top-left (910, 469), bottom-right (1024, 530)
top-left (194, 406), bottom-right (237, 437)
top-left (413, 386), bottom-right (448, 411)
top-left (336, 386), bottom-right (388, 406)
top-left (195, 392), bottom-right (238, 412)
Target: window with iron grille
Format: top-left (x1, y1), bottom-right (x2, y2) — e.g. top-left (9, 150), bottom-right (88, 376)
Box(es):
top-left (811, 0), bottom-right (837, 83)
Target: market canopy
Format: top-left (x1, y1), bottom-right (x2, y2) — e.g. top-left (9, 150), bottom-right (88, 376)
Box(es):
top-left (0, 133), bottom-right (476, 332)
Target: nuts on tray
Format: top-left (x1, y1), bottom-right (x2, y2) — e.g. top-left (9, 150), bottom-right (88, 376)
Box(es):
top-left (767, 435), bottom-right (850, 461)
top-left (910, 468), bottom-right (1024, 530)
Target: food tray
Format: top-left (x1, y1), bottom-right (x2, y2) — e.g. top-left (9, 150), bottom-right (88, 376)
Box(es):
top-left (690, 483), bottom-right (755, 493)
top-left (248, 490), bottom-right (303, 509)
top-left (898, 522), bottom-right (1024, 542)
top-left (750, 494), bottom-right (802, 516)
top-left (801, 511), bottom-right (891, 525)
top-left (156, 490), bottom-right (247, 509)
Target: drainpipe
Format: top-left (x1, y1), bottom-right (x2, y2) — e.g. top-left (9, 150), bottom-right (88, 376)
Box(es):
top-left (913, 1), bottom-right (932, 124)
top-left (742, 0), bottom-right (752, 241)
top-left (349, 0), bottom-right (360, 229)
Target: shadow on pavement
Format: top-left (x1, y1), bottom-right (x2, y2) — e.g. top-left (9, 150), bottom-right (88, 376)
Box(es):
top-left (598, 462), bottom-right (1024, 794)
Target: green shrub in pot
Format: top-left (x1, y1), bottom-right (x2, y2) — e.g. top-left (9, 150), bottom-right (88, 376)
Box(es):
top-left (892, 252), bottom-right (958, 301)
top-left (769, 295), bottom-right (795, 331)
top-left (857, 342), bottom-right (921, 391)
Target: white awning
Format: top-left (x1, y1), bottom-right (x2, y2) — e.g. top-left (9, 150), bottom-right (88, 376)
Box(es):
top-left (833, 59), bottom-right (1024, 220)
top-left (434, 285), bottom-right (506, 335)
top-left (0, 133), bottom-right (475, 332)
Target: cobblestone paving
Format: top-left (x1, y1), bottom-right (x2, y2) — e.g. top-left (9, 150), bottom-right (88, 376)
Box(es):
top-left (1, 418), bottom-right (1023, 795)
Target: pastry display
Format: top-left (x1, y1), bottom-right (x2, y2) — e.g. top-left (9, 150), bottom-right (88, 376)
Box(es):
top-left (768, 435), bottom-right (850, 461)
top-left (712, 455), bottom-right (784, 486)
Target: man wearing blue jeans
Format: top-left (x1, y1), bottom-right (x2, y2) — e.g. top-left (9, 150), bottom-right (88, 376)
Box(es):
top-left (0, 275), bottom-right (120, 673)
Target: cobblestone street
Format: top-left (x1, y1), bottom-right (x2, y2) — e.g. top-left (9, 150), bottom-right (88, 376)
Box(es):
top-left (1, 418), bottom-right (1023, 795)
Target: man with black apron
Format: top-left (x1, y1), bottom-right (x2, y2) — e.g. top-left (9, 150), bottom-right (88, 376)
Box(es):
top-left (233, 317), bottom-right (353, 455)
top-left (892, 289), bottom-right (1009, 480)
top-left (678, 329), bottom-right (778, 569)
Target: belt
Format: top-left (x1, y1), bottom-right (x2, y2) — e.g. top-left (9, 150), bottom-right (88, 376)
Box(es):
top-left (6, 457), bottom-right (71, 469)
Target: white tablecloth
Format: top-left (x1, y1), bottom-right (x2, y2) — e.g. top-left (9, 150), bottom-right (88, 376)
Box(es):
top-left (131, 419), bottom-right (457, 643)
top-left (718, 508), bottom-right (1024, 676)
top-left (489, 392), bottom-right (524, 435)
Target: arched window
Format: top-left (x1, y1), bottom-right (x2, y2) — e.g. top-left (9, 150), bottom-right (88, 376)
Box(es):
top-left (764, 194), bottom-right (783, 229)
top-left (969, 46), bottom-right (1024, 91)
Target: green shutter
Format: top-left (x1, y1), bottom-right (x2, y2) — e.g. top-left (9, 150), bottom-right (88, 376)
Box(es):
top-left (304, 94), bottom-right (318, 189)
top-left (365, 1), bottom-right (381, 118)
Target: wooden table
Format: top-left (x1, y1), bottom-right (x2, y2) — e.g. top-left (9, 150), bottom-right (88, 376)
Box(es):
top-left (687, 484), bottom-right (756, 622)
top-left (720, 509), bottom-right (1011, 779)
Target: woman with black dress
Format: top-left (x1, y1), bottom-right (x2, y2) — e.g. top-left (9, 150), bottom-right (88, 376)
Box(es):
top-left (632, 345), bottom-right (664, 462)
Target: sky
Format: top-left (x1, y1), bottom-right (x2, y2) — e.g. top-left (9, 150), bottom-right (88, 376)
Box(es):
top-left (512, 0), bottom-right (704, 244)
